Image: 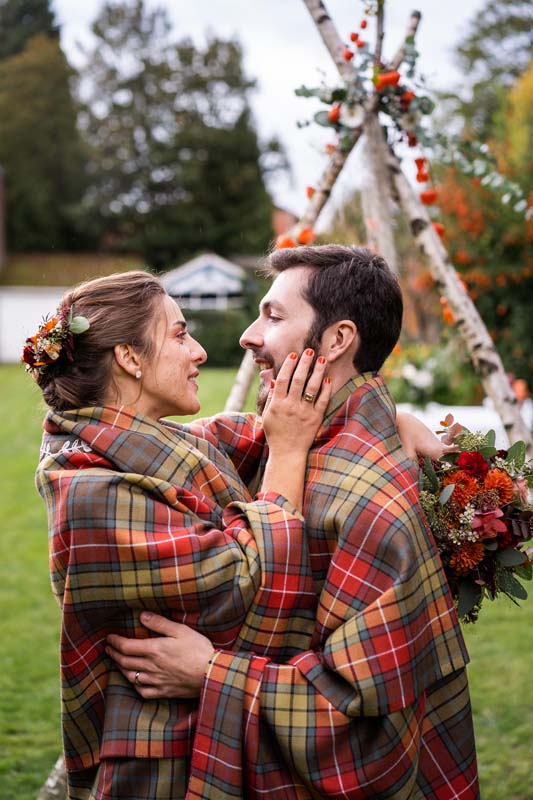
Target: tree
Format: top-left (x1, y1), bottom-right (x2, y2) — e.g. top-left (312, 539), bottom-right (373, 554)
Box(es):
top-left (439, 0), bottom-right (532, 139)
top-left (80, 0), bottom-right (276, 267)
top-left (0, 33), bottom-right (88, 250)
top-left (0, 0), bottom-right (58, 60)
top-left (434, 62), bottom-right (533, 384)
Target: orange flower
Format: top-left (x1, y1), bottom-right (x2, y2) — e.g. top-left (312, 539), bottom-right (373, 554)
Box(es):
top-left (328, 104), bottom-right (341, 123)
top-left (306, 186), bottom-right (315, 199)
top-left (483, 469), bottom-right (514, 504)
top-left (297, 227), bottom-right (316, 245)
top-left (343, 47), bottom-right (354, 61)
top-left (276, 234), bottom-right (296, 249)
top-left (350, 32), bottom-right (359, 42)
top-left (401, 90), bottom-right (416, 106)
top-left (432, 221), bottom-right (445, 238)
top-left (414, 157), bottom-right (426, 170)
top-left (455, 250), bottom-right (470, 265)
top-left (420, 189), bottom-right (437, 205)
top-left (374, 71), bottom-right (400, 91)
top-left (441, 470), bottom-right (480, 507)
top-left (449, 542), bottom-right (485, 576)
top-left (356, 40), bottom-right (365, 49)
top-left (442, 306), bottom-right (455, 324)
top-left (416, 171), bottom-right (429, 183)
top-left (325, 143), bottom-right (336, 155)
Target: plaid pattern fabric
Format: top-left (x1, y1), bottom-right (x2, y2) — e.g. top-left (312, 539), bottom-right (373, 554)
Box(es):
top-left (36, 406), bottom-right (316, 786)
top-left (186, 373), bottom-right (479, 799)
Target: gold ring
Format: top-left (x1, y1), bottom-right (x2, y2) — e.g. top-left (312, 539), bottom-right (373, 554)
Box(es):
top-left (303, 392), bottom-right (315, 403)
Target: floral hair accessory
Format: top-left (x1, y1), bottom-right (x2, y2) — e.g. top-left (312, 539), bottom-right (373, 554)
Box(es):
top-left (21, 306), bottom-right (90, 376)
top-left (419, 415), bottom-right (532, 623)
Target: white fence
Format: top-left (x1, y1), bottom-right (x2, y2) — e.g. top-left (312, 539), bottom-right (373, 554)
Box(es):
top-left (0, 286), bottom-right (67, 363)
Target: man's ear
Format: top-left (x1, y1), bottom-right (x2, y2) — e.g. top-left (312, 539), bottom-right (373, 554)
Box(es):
top-left (321, 320), bottom-right (358, 364)
top-left (112, 344), bottom-right (142, 378)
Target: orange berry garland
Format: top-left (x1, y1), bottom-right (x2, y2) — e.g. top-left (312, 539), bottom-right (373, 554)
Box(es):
top-left (374, 71), bottom-right (400, 91)
top-left (343, 47), bottom-right (354, 61)
top-left (420, 188), bottom-right (437, 205)
top-left (275, 234), bottom-right (296, 249)
top-left (350, 32), bottom-right (358, 42)
top-left (328, 104), bottom-right (341, 123)
top-left (306, 186), bottom-right (315, 199)
top-left (297, 227), bottom-right (316, 245)
top-left (432, 221), bottom-right (446, 238)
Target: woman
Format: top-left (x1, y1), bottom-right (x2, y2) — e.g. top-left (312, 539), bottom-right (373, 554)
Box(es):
top-left (28, 271), bottom-right (331, 799)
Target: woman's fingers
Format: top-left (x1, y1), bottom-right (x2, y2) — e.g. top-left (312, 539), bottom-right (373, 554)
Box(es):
top-left (271, 351), bottom-right (299, 394)
top-left (300, 355), bottom-right (328, 403)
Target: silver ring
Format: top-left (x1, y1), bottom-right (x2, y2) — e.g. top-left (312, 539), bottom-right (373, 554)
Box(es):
top-left (303, 392), bottom-right (315, 403)
top-left (134, 671), bottom-right (140, 686)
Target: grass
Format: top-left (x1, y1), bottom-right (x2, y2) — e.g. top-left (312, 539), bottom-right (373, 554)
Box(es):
top-left (0, 363), bottom-right (531, 799)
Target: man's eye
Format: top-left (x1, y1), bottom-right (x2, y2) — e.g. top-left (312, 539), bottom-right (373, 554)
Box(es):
top-left (268, 315), bottom-right (281, 322)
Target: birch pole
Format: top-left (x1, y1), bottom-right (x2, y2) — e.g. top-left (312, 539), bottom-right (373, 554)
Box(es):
top-left (360, 2), bottom-right (398, 273)
top-left (224, 3), bottom-right (421, 411)
top-left (302, 0), bottom-right (531, 448)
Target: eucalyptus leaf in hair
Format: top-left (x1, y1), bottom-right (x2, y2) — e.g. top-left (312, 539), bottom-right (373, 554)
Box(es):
top-left (69, 316), bottom-right (90, 335)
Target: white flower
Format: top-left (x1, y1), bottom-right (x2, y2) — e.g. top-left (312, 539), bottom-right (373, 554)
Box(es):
top-left (339, 103), bottom-right (365, 129)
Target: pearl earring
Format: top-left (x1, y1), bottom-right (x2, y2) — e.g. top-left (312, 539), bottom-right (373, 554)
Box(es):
top-left (135, 370), bottom-right (142, 379)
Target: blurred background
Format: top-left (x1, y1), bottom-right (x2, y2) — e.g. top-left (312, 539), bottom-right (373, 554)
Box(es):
top-left (0, 1), bottom-right (531, 798)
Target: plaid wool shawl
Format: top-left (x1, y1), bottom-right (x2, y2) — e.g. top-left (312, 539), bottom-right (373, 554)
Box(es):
top-left (36, 406), bottom-right (316, 774)
top-left (186, 373), bottom-right (479, 799)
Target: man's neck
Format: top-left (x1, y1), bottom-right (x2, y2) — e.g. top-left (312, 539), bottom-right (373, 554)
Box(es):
top-left (328, 364), bottom-right (358, 396)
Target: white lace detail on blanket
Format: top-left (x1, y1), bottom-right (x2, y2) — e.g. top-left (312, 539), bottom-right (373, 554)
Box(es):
top-left (40, 438), bottom-right (93, 459)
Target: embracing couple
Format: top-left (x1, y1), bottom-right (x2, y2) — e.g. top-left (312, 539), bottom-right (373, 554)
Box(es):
top-left (29, 244), bottom-right (479, 799)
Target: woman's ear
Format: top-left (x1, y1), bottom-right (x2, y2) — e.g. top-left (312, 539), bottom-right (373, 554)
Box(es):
top-left (321, 320), bottom-right (358, 364)
top-left (112, 344), bottom-right (142, 378)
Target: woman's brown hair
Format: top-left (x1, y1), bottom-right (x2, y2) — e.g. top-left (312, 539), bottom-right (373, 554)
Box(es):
top-left (36, 271), bottom-right (166, 411)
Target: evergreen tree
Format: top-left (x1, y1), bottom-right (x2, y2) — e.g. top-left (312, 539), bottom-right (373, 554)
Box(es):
top-left (0, 0), bottom-right (58, 60)
top-left (0, 34), bottom-right (88, 250)
top-left (80, 0), bottom-right (276, 266)
top-left (440, 0), bottom-right (532, 139)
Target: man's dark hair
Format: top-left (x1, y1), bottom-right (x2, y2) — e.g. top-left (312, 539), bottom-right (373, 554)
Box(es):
top-left (267, 244), bottom-right (403, 373)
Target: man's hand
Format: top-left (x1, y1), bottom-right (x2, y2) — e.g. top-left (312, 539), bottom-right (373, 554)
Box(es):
top-left (106, 612), bottom-right (214, 699)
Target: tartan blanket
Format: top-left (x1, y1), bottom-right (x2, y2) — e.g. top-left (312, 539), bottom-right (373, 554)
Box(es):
top-left (36, 406), bottom-right (316, 774)
top-left (185, 373), bottom-right (479, 799)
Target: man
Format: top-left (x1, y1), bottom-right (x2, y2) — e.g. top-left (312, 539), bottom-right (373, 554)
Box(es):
top-left (109, 245), bottom-right (479, 799)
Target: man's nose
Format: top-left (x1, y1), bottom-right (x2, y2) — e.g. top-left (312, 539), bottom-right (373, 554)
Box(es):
top-left (239, 319), bottom-right (262, 350)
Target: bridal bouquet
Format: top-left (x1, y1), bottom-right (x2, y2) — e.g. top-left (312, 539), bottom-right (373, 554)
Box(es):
top-left (419, 415), bottom-right (532, 622)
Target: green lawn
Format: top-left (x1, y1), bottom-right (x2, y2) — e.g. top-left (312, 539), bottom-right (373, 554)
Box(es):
top-left (0, 363), bottom-right (531, 799)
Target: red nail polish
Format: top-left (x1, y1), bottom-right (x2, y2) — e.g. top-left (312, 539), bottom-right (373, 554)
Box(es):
top-left (318, 356), bottom-right (326, 364)
top-left (324, 377), bottom-right (331, 384)
top-left (289, 352), bottom-right (298, 359)
top-left (305, 348), bottom-right (314, 356)
top-left (270, 379), bottom-right (275, 388)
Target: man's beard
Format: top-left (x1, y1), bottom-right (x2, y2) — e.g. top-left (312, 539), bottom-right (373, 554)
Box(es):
top-left (254, 331), bottom-right (322, 414)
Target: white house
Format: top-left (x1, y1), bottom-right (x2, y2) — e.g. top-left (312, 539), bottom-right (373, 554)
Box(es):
top-left (160, 253), bottom-right (247, 310)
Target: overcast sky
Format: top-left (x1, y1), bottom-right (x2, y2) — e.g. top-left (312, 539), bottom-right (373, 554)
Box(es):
top-left (52, 0), bottom-right (488, 219)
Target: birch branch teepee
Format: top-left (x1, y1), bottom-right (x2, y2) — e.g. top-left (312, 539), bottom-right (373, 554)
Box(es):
top-left (224, 4), bottom-right (421, 410)
top-left (303, 0), bottom-right (531, 448)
